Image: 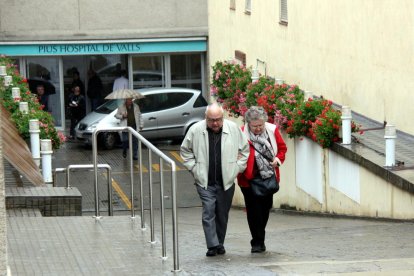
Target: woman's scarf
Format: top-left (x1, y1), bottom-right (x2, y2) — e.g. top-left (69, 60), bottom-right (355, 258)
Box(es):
top-left (249, 129), bottom-right (275, 179)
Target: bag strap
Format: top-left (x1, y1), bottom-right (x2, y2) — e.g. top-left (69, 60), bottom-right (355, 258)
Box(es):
top-left (251, 144), bottom-right (273, 162)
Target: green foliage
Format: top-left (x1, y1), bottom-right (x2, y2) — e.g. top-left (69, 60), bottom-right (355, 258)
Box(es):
top-left (209, 60), bottom-right (362, 148)
top-left (0, 55), bottom-right (66, 149)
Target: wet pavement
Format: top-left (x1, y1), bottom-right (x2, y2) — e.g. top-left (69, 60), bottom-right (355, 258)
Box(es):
top-left (5, 112), bottom-right (414, 275)
top-left (7, 207), bottom-right (414, 275)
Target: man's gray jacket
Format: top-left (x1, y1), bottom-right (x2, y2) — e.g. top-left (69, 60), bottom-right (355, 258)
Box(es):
top-left (180, 119), bottom-right (250, 191)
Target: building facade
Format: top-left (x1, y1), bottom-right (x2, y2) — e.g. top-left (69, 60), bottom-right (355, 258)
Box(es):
top-left (0, 0), bottom-right (208, 129)
top-left (209, 0), bottom-right (414, 135)
top-left (209, 0), bottom-right (414, 219)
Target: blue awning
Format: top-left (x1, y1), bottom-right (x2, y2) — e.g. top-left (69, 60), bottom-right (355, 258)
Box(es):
top-left (0, 38), bottom-right (207, 56)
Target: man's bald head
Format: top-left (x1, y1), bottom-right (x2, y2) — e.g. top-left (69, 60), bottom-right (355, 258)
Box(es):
top-left (205, 103), bottom-right (224, 133)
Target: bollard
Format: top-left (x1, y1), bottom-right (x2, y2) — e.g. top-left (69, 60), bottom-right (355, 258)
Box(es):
top-left (19, 102), bottom-right (29, 114)
top-left (41, 139), bottom-right (53, 185)
top-left (384, 124), bottom-right (397, 167)
top-left (29, 119), bottom-right (41, 167)
top-left (12, 87), bottom-right (21, 102)
top-left (304, 90), bottom-right (313, 102)
top-left (0, 66), bottom-right (6, 76)
top-left (251, 68), bottom-right (259, 83)
top-left (275, 79), bottom-right (284, 85)
top-left (341, 106), bottom-right (352, 145)
top-left (3, 75), bottom-right (12, 87)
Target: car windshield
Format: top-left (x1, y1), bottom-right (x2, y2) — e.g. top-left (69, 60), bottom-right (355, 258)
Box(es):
top-left (95, 99), bottom-right (122, 114)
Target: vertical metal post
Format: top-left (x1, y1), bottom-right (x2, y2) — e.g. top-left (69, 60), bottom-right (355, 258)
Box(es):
top-left (304, 91), bottom-right (313, 102)
top-left (128, 130), bottom-right (135, 218)
top-left (106, 166), bottom-right (113, 216)
top-left (341, 106), bottom-right (352, 145)
top-left (159, 158), bottom-right (166, 259)
top-left (92, 130), bottom-right (101, 219)
top-left (29, 119), bottom-right (41, 167)
top-left (3, 75), bottom-right (12, 86)
top-left (251, 68), bottom-right (259, 83)
top-left (19, 102), bottom-right (28, 114)
top-left (171, 164), bottom-right (179, 271)
top-left (384, 124), bottom-right (397, 167)
top-left (149, 150), bottom-right (155, 241)
top-left (138, 140), bottom-right (145, 229)
top-left (40, 139), bottom-right (53, 185)
top-left (12, 87), bottom-right (21, 102)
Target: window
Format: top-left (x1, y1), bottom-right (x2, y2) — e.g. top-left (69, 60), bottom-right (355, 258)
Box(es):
top-left (170, 54), bottom-right (202, 90)
top-left (193, 94), bottom-right (208, 108)
top-left (235, 50), bottom-right (246, 66)
top-left (280, 0), bottom-right (288, 25)
top-left (131, 56), bottom-right (165, 89)
top-left (230, 0), bottom-right (236, 10)
top-left (245, 0), bottom-right (251, 14)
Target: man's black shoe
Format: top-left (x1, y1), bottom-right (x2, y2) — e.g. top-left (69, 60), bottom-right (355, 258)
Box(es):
top-left (206, 247), bottom-right (217, 257)
top-left (122, 151), bottom-right (127, 158)
top-left (217, 245), bottom-right (226, 255)
top-left (251, 245), bottom-right (266, 253)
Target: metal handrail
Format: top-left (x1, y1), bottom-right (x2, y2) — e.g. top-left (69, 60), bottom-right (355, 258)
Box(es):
top-left (53, 163), bottom-right (113, 216)
top-left (92, 126), bottom-right (179, 271)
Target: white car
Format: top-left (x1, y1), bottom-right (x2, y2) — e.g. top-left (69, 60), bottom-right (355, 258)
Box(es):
top-left (75, 87), bottom-right (208, 149)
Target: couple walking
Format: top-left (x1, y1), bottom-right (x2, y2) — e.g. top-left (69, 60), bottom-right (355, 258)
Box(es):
top-left (180, 103), bottom-right (287, 256)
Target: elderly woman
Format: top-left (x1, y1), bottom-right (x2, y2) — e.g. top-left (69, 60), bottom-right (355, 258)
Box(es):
top-left (237, 106), bottom-right (287, 253)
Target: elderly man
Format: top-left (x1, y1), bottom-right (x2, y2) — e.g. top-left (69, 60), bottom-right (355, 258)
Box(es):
top-left (115, 98), bottom-right (143, 160)
top-left (180, 103), bottom-right (249, 257)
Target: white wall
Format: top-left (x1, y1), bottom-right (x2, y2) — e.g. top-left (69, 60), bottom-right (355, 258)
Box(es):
top-left (208, 0), bottom-right (414, 135)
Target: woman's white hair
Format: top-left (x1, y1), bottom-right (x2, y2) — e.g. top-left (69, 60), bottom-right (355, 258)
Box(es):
top-left (244, 106), bottom-right (268, 123)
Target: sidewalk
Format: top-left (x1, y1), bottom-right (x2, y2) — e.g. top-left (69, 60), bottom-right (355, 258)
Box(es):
top-left (5, 114), bottom-right (414, 275)
top-left (7, 207), bottom-right (414, 275)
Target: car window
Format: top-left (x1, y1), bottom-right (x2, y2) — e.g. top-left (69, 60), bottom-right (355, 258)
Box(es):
top-left (95, 99), bottom-right (121, 114)
top-left (137, 94), bottom-right (158, 113)
top-left (193, 94), bottom-right (208, 108)
top-left (160, 92), bottom-right (192, 110)
top-left (137, 92), bottom-right (193, 113)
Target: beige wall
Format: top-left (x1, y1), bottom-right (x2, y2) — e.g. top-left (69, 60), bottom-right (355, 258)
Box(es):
top-left (209, 0), bottom-right (414, 135)
top-left (0, 0), bottom-right (207, 41)
top-left (233, 135), bottom-right (414, 220)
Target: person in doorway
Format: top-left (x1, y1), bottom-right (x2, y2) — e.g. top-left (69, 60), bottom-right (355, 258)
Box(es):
top-left (71, 69), bottom-right (85, 95)
top-left (87, 69), bottom-right (103, 111)
top-left (237, 106), bottom-right (287, 253)
top-left (113, 69), bottom-right (129, 91)
top-left (115, 98), bottom-right (144, 160)
top-left (35, 84), bottom-right (50, 112)
top-left (68, 85), bottom-right (86, 139)
top-left (180, 103), bottom-right (250, 257)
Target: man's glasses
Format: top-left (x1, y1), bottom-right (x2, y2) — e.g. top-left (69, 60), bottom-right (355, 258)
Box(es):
top-left (206, 117), bottom-right (223, 123)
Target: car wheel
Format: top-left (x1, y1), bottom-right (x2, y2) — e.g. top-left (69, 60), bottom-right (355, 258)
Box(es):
top-left (101, 133), bottom-right (117, 150)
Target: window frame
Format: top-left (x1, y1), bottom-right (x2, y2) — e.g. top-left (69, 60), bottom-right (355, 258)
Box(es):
top-left (230, 0), bottom-right (236, 10)
top-left (279, 0), bottom-right (288, 25)
top-left (245, 0), bottom-right (251, 14)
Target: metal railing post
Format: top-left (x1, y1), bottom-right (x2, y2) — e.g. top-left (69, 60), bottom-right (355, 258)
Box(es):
top-left (128, 131), bottom-right (135, 218)
top-left (92, 130), bottom-right (101, 219)
top-left (138, 140), bottom-right (145, 229)
top-left (159, 158), bottom-right (166, 259)
top-left (91, 126), bottom-right (180, 270)
top-left (149, 150), bottom-right (155, 242)
top-left (171, 165), bottom-right (179, 271)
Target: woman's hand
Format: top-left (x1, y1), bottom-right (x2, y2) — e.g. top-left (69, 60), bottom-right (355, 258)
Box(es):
top-left (270, 157), bottom-right (280, 168)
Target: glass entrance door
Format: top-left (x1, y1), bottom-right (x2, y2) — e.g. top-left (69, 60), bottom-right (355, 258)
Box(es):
top-left (26, 57), bottom-right (63, 127)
